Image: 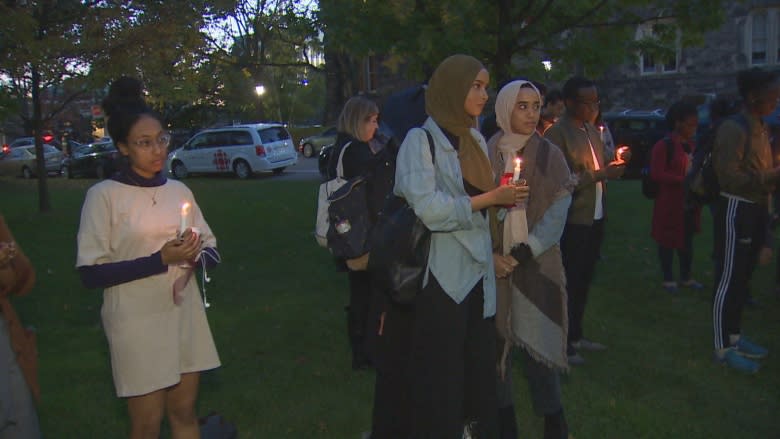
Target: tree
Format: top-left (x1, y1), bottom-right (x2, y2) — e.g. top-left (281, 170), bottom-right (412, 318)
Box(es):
top-left (203, 0), bottom-right (324, 124)
top-left (318, 0), bottom-right (727, 107)
top-left (0, 0), bottom-right (233, 212)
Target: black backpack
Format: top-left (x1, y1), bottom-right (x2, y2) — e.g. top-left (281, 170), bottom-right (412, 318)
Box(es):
top-left (686, 114), bottom-right (749, 205)
top-left (641, 137), bottom-right (675, 199)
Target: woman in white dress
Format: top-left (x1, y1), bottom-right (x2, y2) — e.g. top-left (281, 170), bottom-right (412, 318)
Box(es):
top-left (76, 77), bottom-right (221, 439)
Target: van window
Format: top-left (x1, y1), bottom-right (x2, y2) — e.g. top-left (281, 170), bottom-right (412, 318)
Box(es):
top-left (189, 134), bottom-right (214, 150)
top-left (227, 130), bottom-right (253, 146)
top-left (258, 127), bottom-right (290, 144)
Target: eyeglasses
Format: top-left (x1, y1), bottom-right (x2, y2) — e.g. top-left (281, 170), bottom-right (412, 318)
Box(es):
top-left (130, 133), bottom-right (171, 150)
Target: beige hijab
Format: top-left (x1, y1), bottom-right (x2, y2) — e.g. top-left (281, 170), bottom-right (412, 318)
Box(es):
top-left (494, 80), bottom-right (542, 254)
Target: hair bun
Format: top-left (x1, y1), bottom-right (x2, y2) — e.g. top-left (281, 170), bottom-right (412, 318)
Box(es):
top-left (102, 77), bottom-right (147, 118)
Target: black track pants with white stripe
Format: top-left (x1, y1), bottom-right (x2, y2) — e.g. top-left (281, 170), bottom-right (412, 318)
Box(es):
top-left (711, 195), bottom-right (767, 350)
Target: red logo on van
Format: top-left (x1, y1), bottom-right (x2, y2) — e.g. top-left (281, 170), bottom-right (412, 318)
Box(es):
top-left (213, 150), bottom-right (229, 170)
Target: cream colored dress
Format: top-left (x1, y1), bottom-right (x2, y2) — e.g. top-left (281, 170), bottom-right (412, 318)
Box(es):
top-left (76, 179), bottom-right (220, 397)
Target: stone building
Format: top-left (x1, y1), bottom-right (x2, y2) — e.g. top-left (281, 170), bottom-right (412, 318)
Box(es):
top-left (598, 1), bottom-right (780, 112)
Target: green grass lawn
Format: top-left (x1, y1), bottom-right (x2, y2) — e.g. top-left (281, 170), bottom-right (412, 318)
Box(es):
top-left (2, 176), bottom-right (778, 438)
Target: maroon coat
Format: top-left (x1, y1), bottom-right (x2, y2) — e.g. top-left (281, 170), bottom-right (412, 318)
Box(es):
top-left (650, 133), bottom-right (701, 249)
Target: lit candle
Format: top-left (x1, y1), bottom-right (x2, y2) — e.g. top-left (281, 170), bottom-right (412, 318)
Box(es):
top-left (617, 146), bottom-right (630, 163)
top-left (513, 157), bottom-right (523, 183)
top-left (599, 125), bottom-right (605, 143)
top-left (180, 202), bottom-right (191, 235)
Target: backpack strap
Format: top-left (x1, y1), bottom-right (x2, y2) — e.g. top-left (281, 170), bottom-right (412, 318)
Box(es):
top-left (421, 128), bottom-right (436, 165)
top-left (335, 140), bottom-right (353, 179)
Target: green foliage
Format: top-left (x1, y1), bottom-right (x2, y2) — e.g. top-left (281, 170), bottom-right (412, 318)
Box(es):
top-left (1, 176), bottom-right (778, 438)
top-left (319, 0), bottom-right (728, 84)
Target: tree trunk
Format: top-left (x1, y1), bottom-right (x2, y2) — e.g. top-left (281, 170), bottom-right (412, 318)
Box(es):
top-left (492, 0), bottom-right (514, 86)
top-left (31, 66), bottom-right (51, 213)
top-left (323, 47), bottom-right (356, 125)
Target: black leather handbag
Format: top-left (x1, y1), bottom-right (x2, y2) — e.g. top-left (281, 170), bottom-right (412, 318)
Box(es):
top-left (368, 129), bottom-right (435, 304)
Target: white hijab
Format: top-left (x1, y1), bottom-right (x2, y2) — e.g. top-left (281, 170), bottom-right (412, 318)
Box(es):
top-left (494, 80), bottom-right (541, 255)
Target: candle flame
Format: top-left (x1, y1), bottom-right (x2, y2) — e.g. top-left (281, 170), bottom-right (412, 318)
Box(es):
top-left (181, 202), bottom-right (191, 216)
top-left (599, 125), bottom-right (604, 132)
top-left (515, 157), bottom-right (522, 166)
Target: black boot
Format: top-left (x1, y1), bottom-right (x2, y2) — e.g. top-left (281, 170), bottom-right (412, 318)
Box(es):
top-left (498, 405), bottom-right (518, 439)
top-left (543, 409), bottom-right (568, 439)
top-left (346, 306), bottom-right (371, 370)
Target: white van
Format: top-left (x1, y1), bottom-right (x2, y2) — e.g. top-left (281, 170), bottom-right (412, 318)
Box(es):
top-left (167, 123), bottom-right (298, 179)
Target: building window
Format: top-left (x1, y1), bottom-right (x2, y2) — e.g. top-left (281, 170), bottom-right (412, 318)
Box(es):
top-left (746, 8), bottom-right (780, 65)
top-left (752, 11), bottom-right (768, 64)
top-left (637, 21), bottom-right (680, 75)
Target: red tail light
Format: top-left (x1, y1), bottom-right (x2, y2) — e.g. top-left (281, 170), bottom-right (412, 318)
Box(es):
top-left (2, 144), bottom-right (8, 154)
top-left (42, 134), bottom-right (54, 143)
top-left (255, 145), bottom-right (266, 157)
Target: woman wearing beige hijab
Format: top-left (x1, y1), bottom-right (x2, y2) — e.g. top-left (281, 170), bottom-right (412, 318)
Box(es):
top-left (393, 54), bottom-right (527, 438)
top-left (487, 80), bottom-right (574, 439)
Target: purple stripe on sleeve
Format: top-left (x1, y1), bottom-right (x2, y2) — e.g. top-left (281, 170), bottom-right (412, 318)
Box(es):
top-left (78, 251), bottom-right (168, 289)
top-left (197, 247), bottom-right (220, 270)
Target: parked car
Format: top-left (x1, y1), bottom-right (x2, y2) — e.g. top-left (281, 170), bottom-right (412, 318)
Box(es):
top-left (6, 137), bottom-right (35, 150)
top-left (299, 127), bottom-right (337, 158)
top-left (61, 140), bottom-right (121, 179)
top-left (0, 144), bottom-right (63, 178)
top-left (167, 123), bottom-right (297, 179)
top-left (603, 109), bottom-right (669, 178)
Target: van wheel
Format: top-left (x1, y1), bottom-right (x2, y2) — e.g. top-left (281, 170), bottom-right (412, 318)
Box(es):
top-left (272, 167), bottom-right (285, 175)
top-left (233, 160), bottom-right (252, 179)
top-left (22, 166), bottom-right (33, 179)
top-left (302, 143), bottom-right (315, 158)
top-left (172, 161), bottom-right (188, 179)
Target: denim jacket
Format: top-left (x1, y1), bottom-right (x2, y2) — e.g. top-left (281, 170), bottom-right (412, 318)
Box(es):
top-left (394, 118), bottom-right (496, 318)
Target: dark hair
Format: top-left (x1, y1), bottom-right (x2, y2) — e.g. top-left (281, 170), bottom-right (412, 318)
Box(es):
top-left (562, 76), bottom-right (595, 101)
top-left (102, 77), bottom-right (160, 145)
top-left (665, 101), bottom-right (698, 128)
top-left (530, 80), bottom-right (547, 98)
top-left (544, 89), bottom-right (564, 105)
top-left (709, 95), bottom-right (740, 121)
top-left (736, 67), bottom-right (780, 101)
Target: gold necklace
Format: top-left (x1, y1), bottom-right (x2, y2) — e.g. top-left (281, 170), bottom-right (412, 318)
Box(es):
top-left (126, 174), bottom-right (160, 206)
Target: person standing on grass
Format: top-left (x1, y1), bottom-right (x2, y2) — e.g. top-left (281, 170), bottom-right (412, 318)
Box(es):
top-left (544, 76), bottom-right (627, 366)
top-left (393, 54), bottom-right (527, 438)
top-left (76, 77), bottom-right (221, 438)
top-left (324, 96), bottom-right (397, 371)
top-left (711, 68), bottom-right (780, 373)
top-left (0, 216), bottom-right (40, 439)
top-left (487, 80), bottom-right (574, 439)
top-left (537, 89), bottom-right (564, 135)
top-left (650, 101), bottom-right (703, 294)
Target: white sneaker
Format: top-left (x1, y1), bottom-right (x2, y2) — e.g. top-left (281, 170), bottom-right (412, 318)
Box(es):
top-left (571, 338), bottom-right (607, 351)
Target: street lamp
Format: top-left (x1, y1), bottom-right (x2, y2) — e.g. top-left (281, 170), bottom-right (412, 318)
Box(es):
top-left (255, 84), bottom-right (266, 96)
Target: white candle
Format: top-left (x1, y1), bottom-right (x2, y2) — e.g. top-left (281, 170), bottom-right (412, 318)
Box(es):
top-left (599, 125), bottom-right (605, 143)
top-left (512, 157), bottom-right (522, 183)
top-left (180, 202), bottom-right (191, 235)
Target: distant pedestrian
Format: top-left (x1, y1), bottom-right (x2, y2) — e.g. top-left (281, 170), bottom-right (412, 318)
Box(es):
top-left (711, 68), bottom-right (780, 373)
top-left (544, 76), bottom-right (626, 366)
top-left (538, 89), bottom-right (564, 135)
top-left (324, 96), bottom-right (398, 371)
top-left (76, 77), bottom-right (221, 438)
top-left (650, 101), bottom-right (703, 293)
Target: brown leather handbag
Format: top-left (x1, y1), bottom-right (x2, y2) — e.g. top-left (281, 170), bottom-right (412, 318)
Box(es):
top-left (0, 215), bottom-right (39, 403)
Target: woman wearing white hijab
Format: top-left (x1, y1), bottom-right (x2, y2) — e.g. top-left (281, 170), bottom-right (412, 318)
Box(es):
top-left (487, 79), bottom-right (576, 439)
